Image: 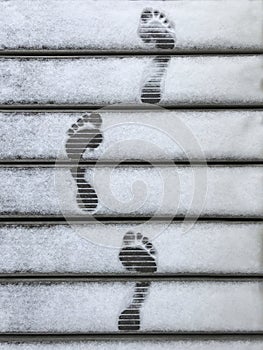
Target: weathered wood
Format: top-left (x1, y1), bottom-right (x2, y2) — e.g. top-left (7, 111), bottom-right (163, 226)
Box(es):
top-left (0, 222), bottom-right (262, 274)
top-left (0, 0), bottom-right (261, 51)
top-left (0, 57), bottom-right (262, 106)
top-left (0, 110), bottom-right (262, 161)
top-left (0, 166), bottom-right (262, 217)
top-left (0, 280), bottom-right (262, 333)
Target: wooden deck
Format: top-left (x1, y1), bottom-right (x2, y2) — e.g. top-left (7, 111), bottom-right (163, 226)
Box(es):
top-left (0, 0), bottom-right (263, 348)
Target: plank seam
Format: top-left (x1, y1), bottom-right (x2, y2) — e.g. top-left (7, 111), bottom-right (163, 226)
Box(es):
top-left (0, 163), bottom-right (262, 168)
top-left (0, 51), bottom-right (263, 56)
top-left (0, 274), bottom-right (262, 279)
top-left (0, 217), bottom-right (262, 222)
top-left (1, 105), bottom-right (263, 110)
top-left (0, 333), bottom-right (263, 342)
top-left (0, 161), bottom-right (263, 166)
top-left (1, 332), bottom-right (263, 339)
top-left (0, 276), bottom-right (262, 282)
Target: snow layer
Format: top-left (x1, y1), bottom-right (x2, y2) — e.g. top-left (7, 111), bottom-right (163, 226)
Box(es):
top-left (0, 56), bottom-right (262, 105)
top-left (0, 222), bottom-right (263, 273)
top-left (0, 166), bottom-right (262, 217)
top-left (0, 0), bottom-right (261, 50)
top-left (0, 281), bottom-right (262, 332)
top-left (0, 110), bottom-right (263, 161)
top-left (0, 340), bottom-right (262, 350)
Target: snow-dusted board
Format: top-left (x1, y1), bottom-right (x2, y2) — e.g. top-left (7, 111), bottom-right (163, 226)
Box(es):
top-left (0, 166), bottom-right (262, 217)
top-left (0, 340), bottom-right (262, 350)
top-left (0, 56), bottom-right (263, 106)
top-left (0, 280), bottom-right (263, 333)
top-left (1, 222), bottom-right (263, 274)
top-left (1, 110), bottom-right (263, 161)
top-left (0, 0), bottom-right (262, 51)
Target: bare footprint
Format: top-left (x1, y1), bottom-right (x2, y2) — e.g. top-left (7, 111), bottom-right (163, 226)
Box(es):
top-left (119, 231), bottom-right (157, 273)
top-left (138, 8), bottom-right (176, 104)
top-left (65, 113), bottom-right (103, 213)
top-left (118, 231), bottom-right (157, 331)
top-left (138, 8), bottom-right (175, 50)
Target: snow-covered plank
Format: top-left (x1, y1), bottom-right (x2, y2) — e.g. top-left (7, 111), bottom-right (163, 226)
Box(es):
top-left (0, 340), bottom-right (262, 350)
top-left (0, 222), bottom-right (263, 274)
top-left (0, 56), bottom-right (263, 106)
top-left (0, 281), bottom-right (262, 333)
top-left (0, 0), bottom-right (261, 51)
top-left (0, 166), bottom-right (262, 217)
top-left (1, 110), bottom-right (263, 161)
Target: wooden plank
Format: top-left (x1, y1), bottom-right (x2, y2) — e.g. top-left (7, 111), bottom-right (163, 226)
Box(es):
top-left (0, 0), bottom-right (261, 51)
top-left (0, 338), bottom-right (262, 349)
top-left (0, 110), bottom-right (262, 161)
top-left (0, 166), bottom-right (262, 217)
top-left (0, 280), bottom-right (262, 333)
top-left (0, 56), bottom-right (263, 106)
top-left (0, 222), bottom-right (262, 275)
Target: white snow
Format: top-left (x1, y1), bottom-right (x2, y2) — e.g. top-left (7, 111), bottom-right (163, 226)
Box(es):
top-left (0, 56), bottom-right (262, 105)
top-left (0, 281), bottom-right (262, 332)
top-left (0, 340), bottom-right (262, 350)
top-left (0, 0), bottom-right (261, 341)
top-left (0, 222), bottom-right (263, 273)
top-left (0, 0), bottom-right (261, 50)
top-left (0, 166), bottom-right (261, 216)
top-left (0, 110), bottom-right (262, 160)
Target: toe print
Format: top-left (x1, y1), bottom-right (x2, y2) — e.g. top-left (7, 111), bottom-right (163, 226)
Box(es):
top-left (118, 231), bottom-right (157, 331)
top-left (119, 231), bottom-right (157, 273)
top-left (138, 8), bottom-right (175, 104)
top-left (65, 113), bottom-right (103, 160)
top-left (139, 8), bottom-right (176, 50)
top-left (65, 113), bottom-right (103, 213)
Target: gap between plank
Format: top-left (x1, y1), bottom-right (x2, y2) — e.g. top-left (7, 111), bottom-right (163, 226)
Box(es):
top-left (0, 276), bottom-right (262, 282)
top-left (0, 216), bottom-right (263, 223)
top-left (0, 332), bottom-right (263, 339)
top-left (1, 50), bottom-right (263, 56)
top-left (1, 104), bottom-right (263, 110)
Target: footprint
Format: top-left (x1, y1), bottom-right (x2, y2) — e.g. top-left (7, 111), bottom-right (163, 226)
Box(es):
top-left (140, 55), bottom-right (171, 104)
top-left (138, 8), bottom-right (176, 104)
top-left (65, 113), bottom-right (103, 213)
top-left (118, 231), bottom-right (157, 331)
top-left (138, 8), bottom-right (175, 50)
top-left (65, 112), bottom-right (103, 160)
top-left (119, 231), bottom-right (157, 273)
